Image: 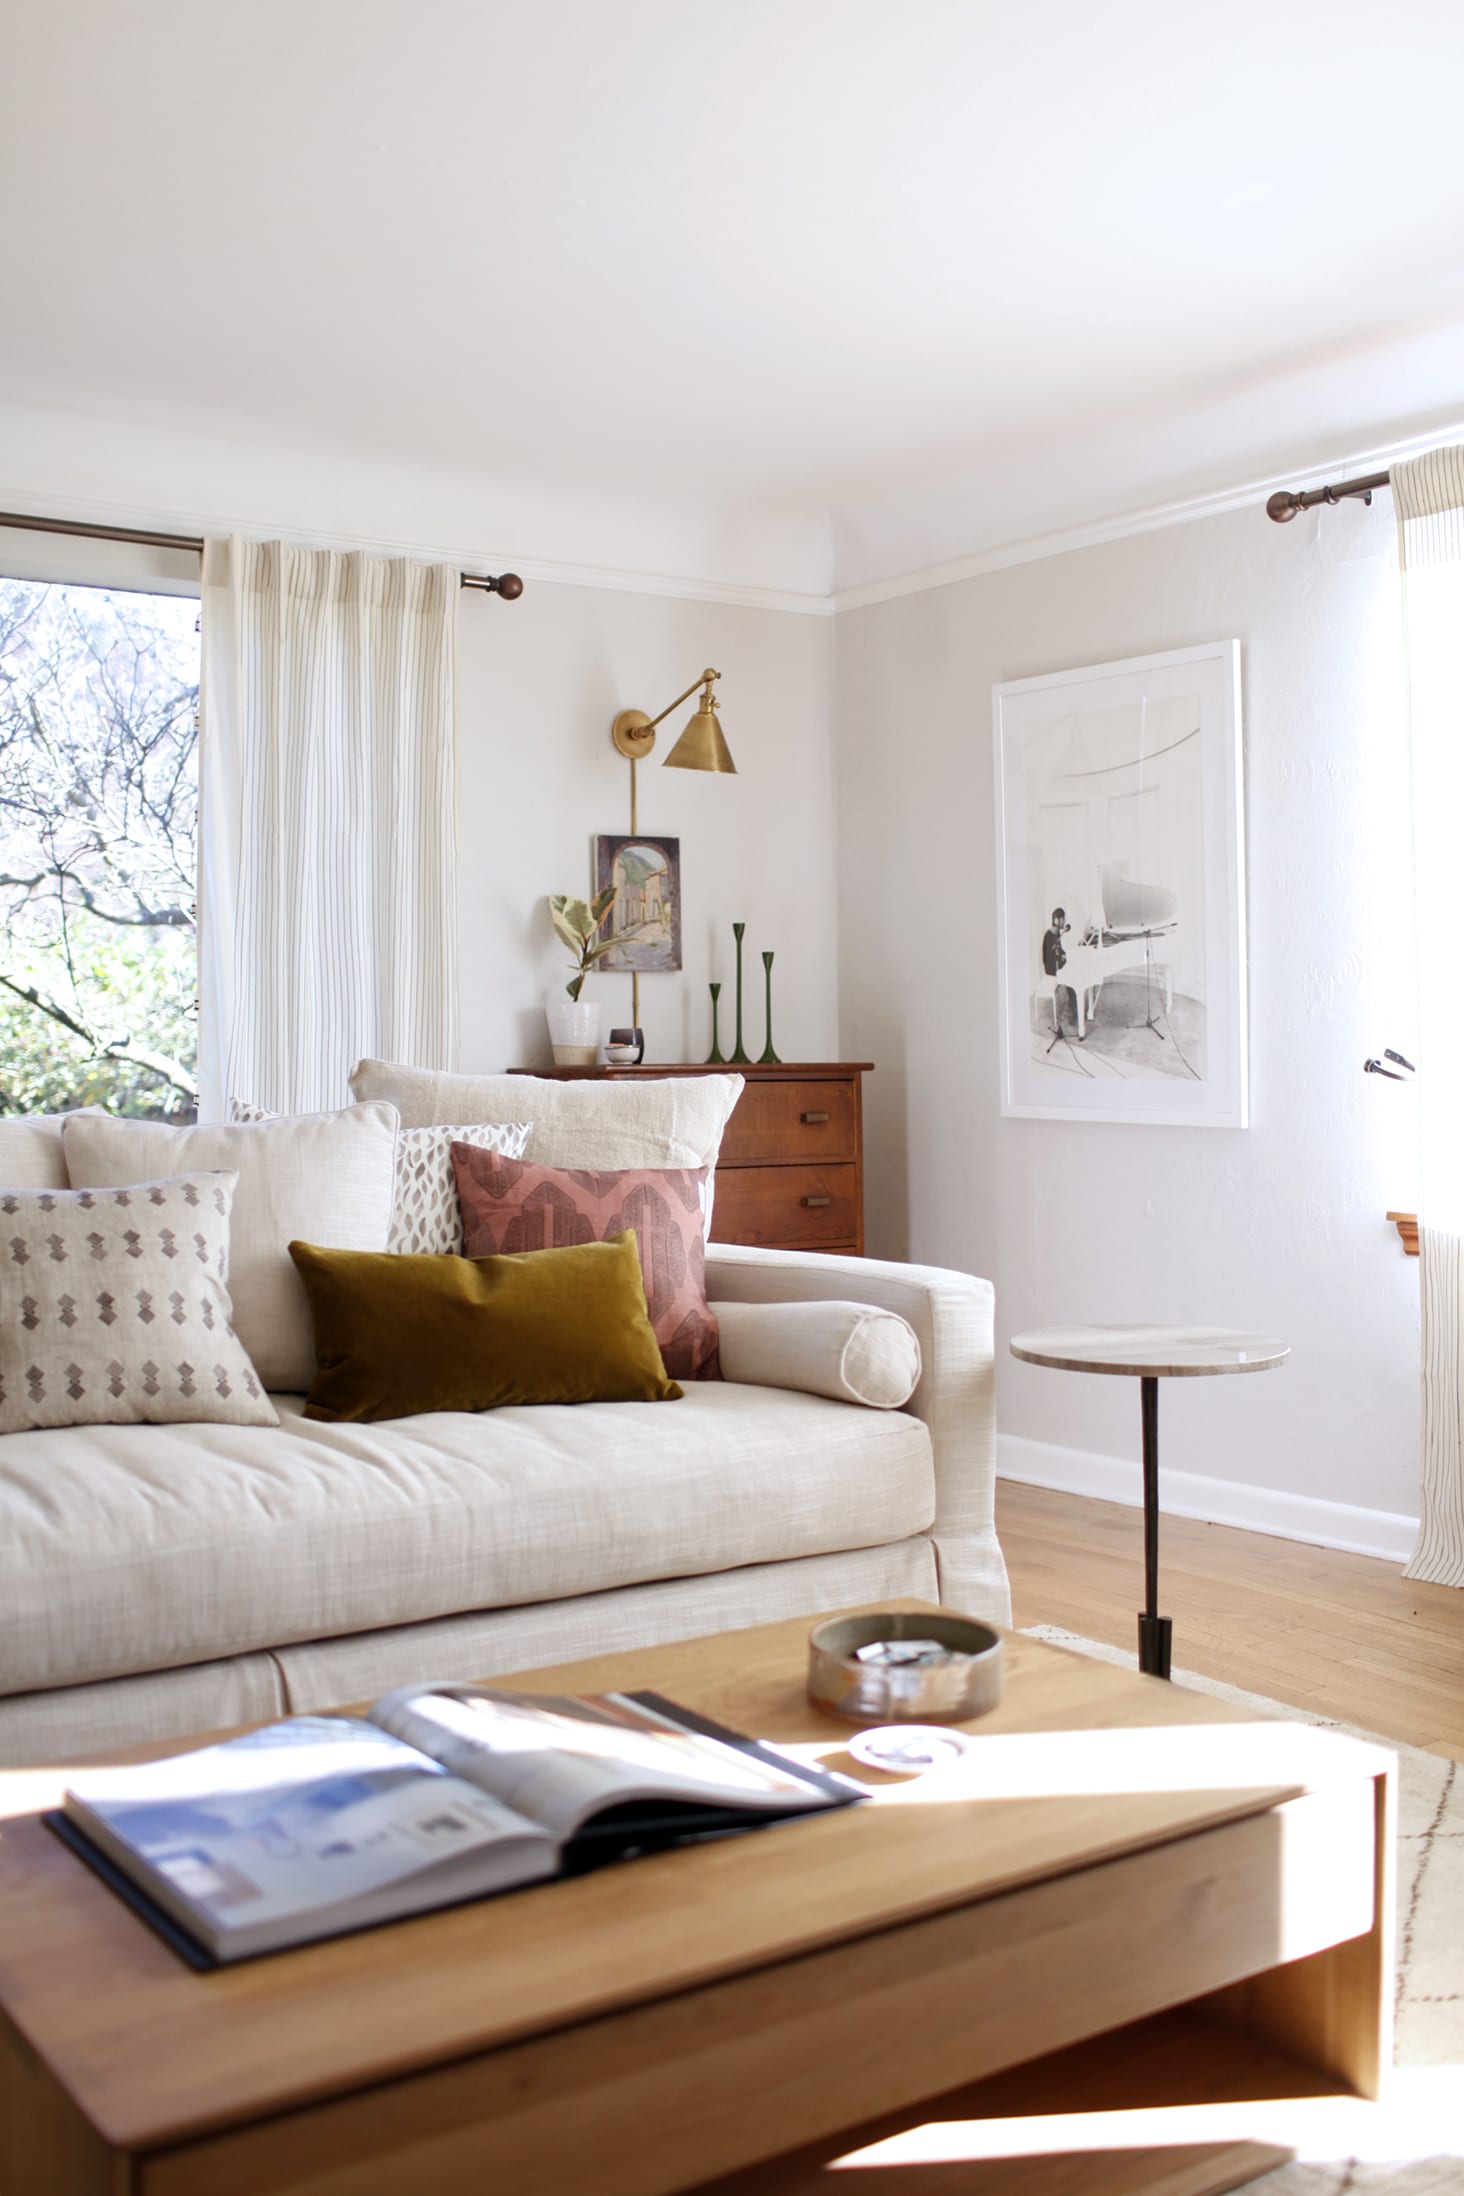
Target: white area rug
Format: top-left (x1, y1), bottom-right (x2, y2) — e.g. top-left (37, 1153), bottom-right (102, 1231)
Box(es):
top-left (1026, 1628), bottom-right (1462, 2193)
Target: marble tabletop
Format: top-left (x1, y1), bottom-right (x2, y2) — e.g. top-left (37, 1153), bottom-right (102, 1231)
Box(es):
top-left (1009, 1324), bottom-right (1289, 1379)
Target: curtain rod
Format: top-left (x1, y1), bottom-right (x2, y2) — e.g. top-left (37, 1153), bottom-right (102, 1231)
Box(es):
top-left (0, 508), bottom-right (523, 597)
top-left (1265, 470), bottom-right (1390, 523)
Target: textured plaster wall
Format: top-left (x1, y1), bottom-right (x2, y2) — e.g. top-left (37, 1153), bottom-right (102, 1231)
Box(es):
top-left (836, 497), bottom-right (1421, 1521)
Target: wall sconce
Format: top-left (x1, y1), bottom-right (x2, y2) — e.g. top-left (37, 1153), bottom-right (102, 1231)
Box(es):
top-left (608, 669), bottom-right (737, 1031)
top-left (611, 669), bottom-right (736, 831)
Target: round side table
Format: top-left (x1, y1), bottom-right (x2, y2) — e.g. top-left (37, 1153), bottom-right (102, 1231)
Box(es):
top-left (1008, 1325), bottom-right (1289, 1680)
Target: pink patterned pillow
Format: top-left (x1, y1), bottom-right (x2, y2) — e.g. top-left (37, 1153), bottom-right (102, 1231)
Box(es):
top-left (451, 1148), bottom-right (720, 1381)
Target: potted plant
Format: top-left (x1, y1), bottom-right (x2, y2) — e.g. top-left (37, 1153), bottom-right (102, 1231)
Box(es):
top-left (544, 890), bottom-right (622, 1063)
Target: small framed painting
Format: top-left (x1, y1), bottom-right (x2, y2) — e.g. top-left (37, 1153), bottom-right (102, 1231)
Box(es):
top-left (593, 834), bottom-right (682, 972)
top-left (993, 641), bottom-right (1246, 1128)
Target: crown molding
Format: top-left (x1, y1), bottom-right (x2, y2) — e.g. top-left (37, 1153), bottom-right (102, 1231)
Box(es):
top-left (0, 486), bottom-right (836, 617)
top-left (9, 413), bottom-right (1462, 621)
top-left (830, 415), bottom-right (1464, 613)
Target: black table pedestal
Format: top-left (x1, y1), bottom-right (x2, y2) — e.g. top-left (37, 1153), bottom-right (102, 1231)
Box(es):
top-left (1137, 1374), bottom-right (1173, 1679)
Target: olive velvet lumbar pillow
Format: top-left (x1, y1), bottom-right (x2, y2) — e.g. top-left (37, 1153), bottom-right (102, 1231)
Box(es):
top-left (288, 1232), bottom-right (682, 1422)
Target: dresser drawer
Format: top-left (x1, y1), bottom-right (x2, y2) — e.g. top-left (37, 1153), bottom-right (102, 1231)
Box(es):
top-left (709, 1163), bottom-right (858, 1249)
top-left (719, 1080), bottom-right (857, 1166)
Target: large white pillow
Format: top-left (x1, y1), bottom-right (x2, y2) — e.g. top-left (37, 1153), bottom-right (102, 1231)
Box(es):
top-left (713, 1299), bottom-right (922, 1410)
top-left (350, 1058), bottom-right (743, 1170)
top-left (60, 1105), bottom-right (399, 1394)
top-left (0, 1109), bottom-right (105, 1191)
top-left (0, 1173), bottom-right (277, 1433)
top-left (231, 1101), bottom-right (531, 1256)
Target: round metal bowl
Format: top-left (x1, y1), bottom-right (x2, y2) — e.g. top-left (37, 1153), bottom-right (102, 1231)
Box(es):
top-left (807, 1611), bottom-right (1004, 1725)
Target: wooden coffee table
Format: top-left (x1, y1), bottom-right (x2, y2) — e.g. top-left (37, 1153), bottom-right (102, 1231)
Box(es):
top-left (0, 1605), bottom-right (1393, 2196)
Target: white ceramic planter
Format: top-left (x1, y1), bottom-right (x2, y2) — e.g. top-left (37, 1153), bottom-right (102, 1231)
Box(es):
top-left (545, 995), bottom-right (601, 1066)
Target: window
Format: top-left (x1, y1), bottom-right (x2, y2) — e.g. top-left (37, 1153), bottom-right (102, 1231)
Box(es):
top-left (0, 577), bottom-right (200, 1120)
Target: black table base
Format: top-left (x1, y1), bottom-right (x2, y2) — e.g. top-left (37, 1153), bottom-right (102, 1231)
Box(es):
top-left (1138, 1374), bottom-right (1172, 1679)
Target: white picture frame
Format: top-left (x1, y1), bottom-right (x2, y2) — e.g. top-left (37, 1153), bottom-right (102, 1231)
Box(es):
top-left (993, 640), bottom-right (1246, 1128)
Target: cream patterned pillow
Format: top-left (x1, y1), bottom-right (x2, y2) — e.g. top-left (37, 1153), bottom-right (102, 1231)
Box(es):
top-left (230, 1103), bottom-right (531, 1255)
top-left (0, 1173), bottom-right (277, 1433)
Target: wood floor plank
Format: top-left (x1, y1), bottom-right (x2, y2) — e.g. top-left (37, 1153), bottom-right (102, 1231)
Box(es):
top-left (996, 1480), bottom-right (1464, 1758)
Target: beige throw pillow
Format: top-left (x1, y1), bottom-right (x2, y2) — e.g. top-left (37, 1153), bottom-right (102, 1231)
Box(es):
top-left (0, 1173), bottom-right (277, 1433)
top-left (61, 1105), bottom-right (399, 1394)
top-left (230, 1101), bottom-right (531, 1256)
top-left (349, 1058), bottom-right (743, 1170)
top-left (712, 1299), bottom-right (922, 1410)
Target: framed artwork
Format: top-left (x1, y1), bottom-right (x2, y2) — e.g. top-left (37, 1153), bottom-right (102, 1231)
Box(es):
top-left (993, 641), bottom-right (1246, 1128)
top-left (592, 834), bottom-right (682, 972)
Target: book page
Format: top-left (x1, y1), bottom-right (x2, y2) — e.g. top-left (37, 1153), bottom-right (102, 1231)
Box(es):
top-left (66, 1717), bottom-right (552, 1944)
top-left (374, 1686), bottom-right (833, 1843)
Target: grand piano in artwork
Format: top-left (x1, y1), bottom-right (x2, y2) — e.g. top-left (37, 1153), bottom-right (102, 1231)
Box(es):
top-left (1052, 863), bottom-right (1179, 1040)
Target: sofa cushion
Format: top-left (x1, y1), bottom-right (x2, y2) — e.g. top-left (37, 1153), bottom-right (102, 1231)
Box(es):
top-left (0, 1387), bottom-right (936, 1695)
top-left (0, 1109), bottom-right (103, 1192)
top-left (231, 1102), bottom-right (533, 1255)
top-left (453, 1149), bottom-right (720, 1382)
top-left (351, 1058), bottom-right (742, 1169)
top-left (0, 1173), bottom-right (277, 1434)
top-left (60, 1104), bottom-right (399, 1394)
top-left (715, 1299), bottom-right (922, 1409)
top-left (289, 1232), bottom-right (682, 1420)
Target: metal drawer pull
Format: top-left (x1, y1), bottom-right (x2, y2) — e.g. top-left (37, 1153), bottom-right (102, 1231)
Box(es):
top-left (800, 1110), bottom-right (830, 1124)
top-left (801, 1194), bottom-right (832, 1208)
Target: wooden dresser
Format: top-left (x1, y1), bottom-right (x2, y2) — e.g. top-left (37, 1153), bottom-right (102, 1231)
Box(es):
top-left (513, 1063), bottom-right (872, 1255)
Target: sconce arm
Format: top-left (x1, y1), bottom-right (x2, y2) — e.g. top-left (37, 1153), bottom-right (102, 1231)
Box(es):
top-left (642, 668), bottom-right (720, 734)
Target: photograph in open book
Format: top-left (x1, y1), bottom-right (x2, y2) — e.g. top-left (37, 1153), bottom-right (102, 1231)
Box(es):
top-left (58, 1686), bottom-right (858, 1964)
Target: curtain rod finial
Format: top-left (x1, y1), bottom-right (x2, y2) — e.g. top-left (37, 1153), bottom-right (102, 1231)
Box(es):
top-left (1266, 490), bottom-right (1302, 523)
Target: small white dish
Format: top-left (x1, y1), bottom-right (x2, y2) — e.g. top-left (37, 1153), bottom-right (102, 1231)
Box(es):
top-left (846, 1724), bottom-right (972, 1776)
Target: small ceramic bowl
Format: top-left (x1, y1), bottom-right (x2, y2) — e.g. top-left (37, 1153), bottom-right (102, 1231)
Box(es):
top-left (603, 1043), bottom-right (640, 1066)
top-left (807, 1610), bottom-right (1004, 1724)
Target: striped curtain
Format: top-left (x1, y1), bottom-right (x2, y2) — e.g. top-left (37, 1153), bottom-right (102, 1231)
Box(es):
top-left (197, 539), bottom-right (458, 1120)
top-left (1396, 446), bottom-right (1464, 1587)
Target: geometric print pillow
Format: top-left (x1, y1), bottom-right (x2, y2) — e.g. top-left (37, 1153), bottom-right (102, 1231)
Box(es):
top-left (450, 1149), bottom-right (721, 1382)
top-left (0, 1172), bottom-right (278, 1433)
top-left (229, 1102), bottom-right (531, 1256)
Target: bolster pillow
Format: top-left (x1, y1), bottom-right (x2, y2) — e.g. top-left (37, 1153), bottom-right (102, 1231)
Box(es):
top-left (711, 1299), bottom-right (921, 1411)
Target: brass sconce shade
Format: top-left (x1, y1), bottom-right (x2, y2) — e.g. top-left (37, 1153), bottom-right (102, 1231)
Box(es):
top-left (664, 683), bottom-right (735, 774)
top-left (610, 669), bottom-right (737, 775)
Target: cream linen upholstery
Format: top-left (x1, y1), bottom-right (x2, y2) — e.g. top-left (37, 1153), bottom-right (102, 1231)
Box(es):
top-left (0, 1652), bottom-right (288, 1766)
top-left (715, 1299), bottom-right (921, 1410)
top-left (0, 1109), bottom-right (102, 1191)
top-left (60, 1104), bottom-right (399, 1393)
top-left (705, 1244), bottom-right (1010, 1624)
top-left (0, 1386), bottom-right (934, 1697)
top-left (350, 1058), bottom-right (742, 1168)
top-left (0, 1544), bottom-right (937, 1764)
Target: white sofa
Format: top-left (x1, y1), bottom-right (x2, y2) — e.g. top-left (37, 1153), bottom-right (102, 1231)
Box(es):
top-left (0, 1242), bottom-right (1007, 1765)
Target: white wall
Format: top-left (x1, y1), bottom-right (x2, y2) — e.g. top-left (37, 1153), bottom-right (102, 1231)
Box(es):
top-left (0, 527), bottom-right (838, 1078)
top-left (836, 497), bottom-right (1422, 1544)
top-left (457, 580), bottom-right (837, 1071)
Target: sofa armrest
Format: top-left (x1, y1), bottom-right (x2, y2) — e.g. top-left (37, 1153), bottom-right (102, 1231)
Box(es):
top-left (705, 1244), bottom-right (1011, 1625)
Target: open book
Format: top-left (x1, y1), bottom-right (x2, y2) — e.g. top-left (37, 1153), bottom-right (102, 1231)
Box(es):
top-left (56, 1683), bottom-right (859, 1965)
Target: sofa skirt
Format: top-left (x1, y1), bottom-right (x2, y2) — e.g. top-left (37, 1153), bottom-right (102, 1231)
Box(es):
top-left (0, 1535), bottom-right (942, 1764)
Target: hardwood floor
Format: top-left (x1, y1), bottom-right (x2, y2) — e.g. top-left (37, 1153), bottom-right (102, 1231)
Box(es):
top-left (997, 1478), bottom-right (1464, 1760)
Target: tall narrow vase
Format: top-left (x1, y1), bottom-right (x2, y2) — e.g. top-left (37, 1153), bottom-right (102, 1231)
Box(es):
top-left (705, 982), bottom-right (726, 1065)
top-left (729, 922), bottom-right (750, 1064)
top-left (758, 951), bottom-right (781, 1064)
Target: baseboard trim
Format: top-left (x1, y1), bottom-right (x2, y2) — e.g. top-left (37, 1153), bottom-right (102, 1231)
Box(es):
top-left (997, 1433), bottom-right (1420, 1564)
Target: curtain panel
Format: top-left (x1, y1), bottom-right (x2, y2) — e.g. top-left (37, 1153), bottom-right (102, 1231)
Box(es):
top-left (1396, 445), bottom-right (1464, 1587)
top-left (198, 540), bottom-right (458, 1121)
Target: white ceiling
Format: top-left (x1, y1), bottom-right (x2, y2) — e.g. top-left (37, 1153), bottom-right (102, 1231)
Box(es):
top-left (5, 0), bottom-right (1464, 598)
